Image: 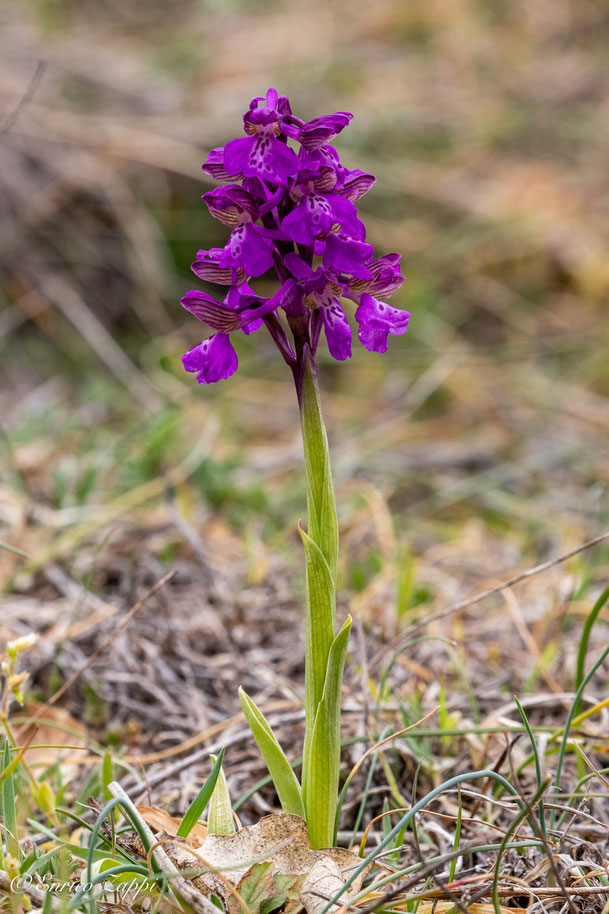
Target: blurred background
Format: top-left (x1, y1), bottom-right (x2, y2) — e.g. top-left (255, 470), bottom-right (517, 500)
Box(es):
top-left (1, 0), bottom-right (609, 774)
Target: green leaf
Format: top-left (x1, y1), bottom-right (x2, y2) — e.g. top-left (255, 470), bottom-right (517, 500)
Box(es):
top-left (299, 525), bottom-right (336, 804)
top-left (207, 754), bottom-right (235, 835)
top-left (227, 863), bottom-right (305, 914)
top-left (304, 615), bottom-right (352, 849)
top-left (228, 862), bottom-right (276, 914)
top-left (177, 747), bottom-right (225, 838)
top-left (261, 873), bottom-right (306, 914)
top-left (238, 689), bottom-right (304, 818)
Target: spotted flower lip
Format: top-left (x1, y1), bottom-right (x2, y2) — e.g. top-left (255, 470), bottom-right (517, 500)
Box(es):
top-left (182, 333), bottom-right (239, 384)
top-left (181, 88), bottom-right (410, 384)
top-left (280, 180), bottom-right (364, 246)
top-left (322, 233), bottom-right (374, 279)
top-left (219, 223), bottom-right (275, 276)
top-left (221, 88), bottom-right (299, 185)
top-left (355, 293), bottom-right (411, 353)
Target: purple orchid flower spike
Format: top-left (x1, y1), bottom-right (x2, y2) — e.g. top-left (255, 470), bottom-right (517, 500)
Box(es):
top-left (181, 88), bottom-right (410, 382)
top-left (179, 88), bottom-right (413, 855)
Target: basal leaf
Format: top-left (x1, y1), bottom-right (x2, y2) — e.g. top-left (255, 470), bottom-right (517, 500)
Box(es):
top-left (239, 688), bottom-right (304, 818)
top-left (177, 747), bottom-right (224, 838)
top-left (303, 616), bottom-right (352, 850)
top-left (299, 525), bottom-right (336, 806)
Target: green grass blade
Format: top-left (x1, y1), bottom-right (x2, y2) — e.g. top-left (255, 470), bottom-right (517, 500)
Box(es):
top-left (304, 615), bottom-right (351, 850)
top-left (207, 755), bottom-right (235, 835)
top-left (0, 539), bottom-right (28, 557)
top-left (0, 749), bottom-right (21, 791)
top-left (238, 689), bottom-right (304, 818)
top-left (321, 768), bottom-right (540, 913)
top-left (347, 747), bottom-right (380, 850)
top-left (1, 740), bottom-right (19, 860)
top-left (574, 585), bottom-right (609, 717)
top-left (448, 786), bottom-right (462, 884)
top-left (177, 747), bottom-right (225, 837)
top-left (551, 640), bottom-right (609, 829)
top-left (491, 780), bottom-right (548, 914)
top-left (514, 695), bottom-right (547, 838)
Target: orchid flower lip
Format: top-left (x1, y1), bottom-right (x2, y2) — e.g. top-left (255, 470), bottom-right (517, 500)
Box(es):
top-left (182, 89), bottom-right (409, 383)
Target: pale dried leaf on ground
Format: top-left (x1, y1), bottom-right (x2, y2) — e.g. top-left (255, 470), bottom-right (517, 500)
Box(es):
top-left (136, 804), bottom-right (207, 845)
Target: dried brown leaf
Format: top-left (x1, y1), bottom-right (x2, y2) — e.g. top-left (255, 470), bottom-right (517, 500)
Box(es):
top-left (136, 804), bottom-right (207, 845)
top-left (137, 815), bottom-right (362, 912)
top-left (300, 857), bottom-right (347, 914)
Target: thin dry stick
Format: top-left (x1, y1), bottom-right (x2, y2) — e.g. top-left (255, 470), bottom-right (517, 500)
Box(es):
top-left (125, 710), bottom-right (307, 801)
top-left (20, 570), bottom-right (176, 740)
top-left (124, 699), bottom-right (299, 765)
top-left (348, 706), bottom-right (439, 789)
top-left (0, 61), bottom-right (46, 134)
top-left (371, 529), bottom-right (609, 671)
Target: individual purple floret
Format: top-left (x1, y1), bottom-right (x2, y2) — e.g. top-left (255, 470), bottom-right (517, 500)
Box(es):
top-left (181, 89), bottom-right (410, 384)
top-left (222, 89), bottom-right (299, 185)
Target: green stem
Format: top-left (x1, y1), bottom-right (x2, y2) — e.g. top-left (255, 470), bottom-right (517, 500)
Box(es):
top-left (297, 347), bottom-right (339, 580)
top-left (297, 347), bottom-right (345, 848)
